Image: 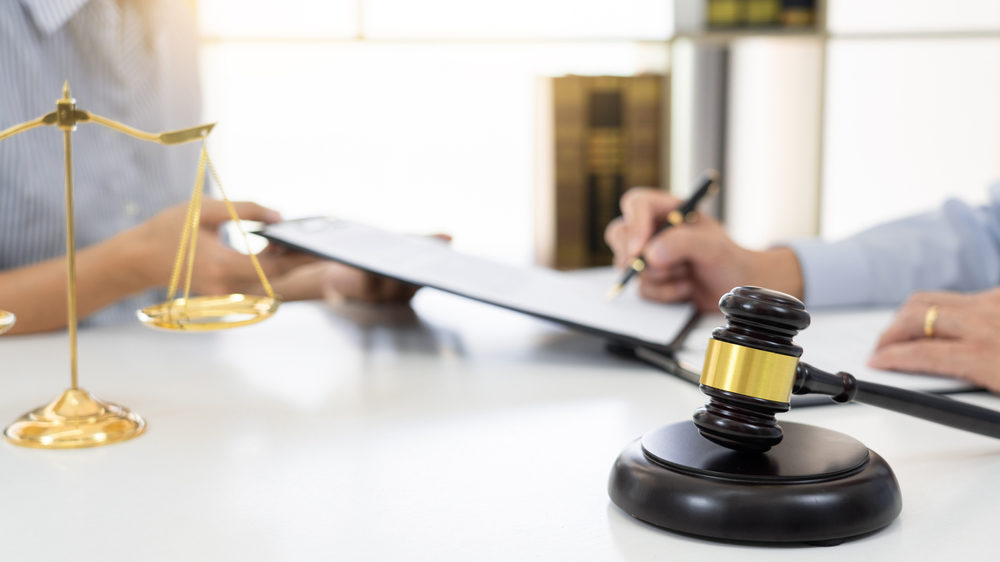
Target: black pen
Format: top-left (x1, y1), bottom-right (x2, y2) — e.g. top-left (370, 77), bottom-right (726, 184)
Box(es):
top-left (606, 170), bottom-right (720, 299)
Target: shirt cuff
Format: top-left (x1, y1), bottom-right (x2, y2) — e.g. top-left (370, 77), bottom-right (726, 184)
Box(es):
top-left (784, 238), bottom-right (873, 309)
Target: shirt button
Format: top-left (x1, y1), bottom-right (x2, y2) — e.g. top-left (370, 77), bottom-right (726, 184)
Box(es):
top-left (124, 202), bottom-right (139, 217)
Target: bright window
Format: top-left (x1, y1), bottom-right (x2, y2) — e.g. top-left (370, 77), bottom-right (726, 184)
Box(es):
top-left (198, 1), bottom-right (672, 264)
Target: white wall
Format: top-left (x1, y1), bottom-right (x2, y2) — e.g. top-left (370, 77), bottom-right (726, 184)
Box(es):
top-left (725, 37), bottom-right (823, 250)
top-left (197, 1), bottom-right (674, 265)
top-left (819, 0), bottom-right (1000, 240)
top-left (198, 0), bottom-right (1000, 260)
top-left (826, 0), bottom-right (1000, 34)
top-left (717, 1), bottom-right (1000, 245)
top-left (200, 42), bottom-right (669, 265)
top-left (821, 38), bottom-right (1000, 240)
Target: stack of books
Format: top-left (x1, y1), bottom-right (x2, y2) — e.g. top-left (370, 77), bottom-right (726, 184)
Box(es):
top-left (535, 74), bottom-right (665, 270)
top-left (707, 0), bottom-right (817, 29)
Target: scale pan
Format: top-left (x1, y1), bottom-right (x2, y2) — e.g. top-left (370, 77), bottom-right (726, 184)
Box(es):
top-left (138, 294), bottom-right (280, 331)
top-left (0, 310), bottom-right (14, 335)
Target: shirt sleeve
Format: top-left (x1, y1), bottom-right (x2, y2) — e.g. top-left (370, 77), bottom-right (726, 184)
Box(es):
top-left (784, 183), bottom-right (1000, 308)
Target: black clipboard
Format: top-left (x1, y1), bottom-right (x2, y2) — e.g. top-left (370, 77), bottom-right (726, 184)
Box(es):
top-left (259, 217), bottom-right (700, 356)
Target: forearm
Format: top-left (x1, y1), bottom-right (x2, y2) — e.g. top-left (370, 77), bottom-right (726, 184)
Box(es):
top-left (786, 191), bottom-right (1000, 308)
top-left (0, 235), bottom-right (149, 334)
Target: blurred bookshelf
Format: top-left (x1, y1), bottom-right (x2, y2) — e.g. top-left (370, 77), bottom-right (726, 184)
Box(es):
top-left (703, 0), bottom-right (820, 33)
top-left (663, 0), bottom-right (1000, 250)
top-left (673, 0), bottom-right (823, 39)
top-left (197, 0), bottom-right (673, 267)
top-left (535, 1), bottom-right (827, 269)
top-left (197, 0), bottom-right (1000, 265)
top-left (664, 0), bottom-right (827, 250)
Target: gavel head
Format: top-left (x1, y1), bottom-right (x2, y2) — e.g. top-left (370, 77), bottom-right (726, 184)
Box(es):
top-left (692, 286), bottom-right (811, 453)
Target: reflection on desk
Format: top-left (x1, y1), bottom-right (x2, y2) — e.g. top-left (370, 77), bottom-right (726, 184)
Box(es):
top-left (0, 290), bottom-right (997, 560)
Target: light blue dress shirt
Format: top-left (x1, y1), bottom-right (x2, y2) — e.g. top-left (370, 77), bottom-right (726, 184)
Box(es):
top-left (787, 183), bottom-right (1000, 308)
top-left (0, 0), bottom-right (202, 323)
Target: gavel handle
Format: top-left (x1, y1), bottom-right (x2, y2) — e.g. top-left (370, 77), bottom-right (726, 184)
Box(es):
top-left (794, 361), bottom-right (1000, 440)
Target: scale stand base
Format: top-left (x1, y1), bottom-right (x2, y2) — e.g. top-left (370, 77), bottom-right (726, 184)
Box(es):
top-left (608, 421), bottom-right (902, 545)
top-left (4, 388), bottom-right (146, 449)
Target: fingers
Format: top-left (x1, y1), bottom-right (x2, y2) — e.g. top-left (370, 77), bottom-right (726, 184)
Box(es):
top-left (636, 260), bottom-right (694, 303)
top-left (869, 289), bottom-right (1000, 393)
top-left (641, 220), bottom-right (713, 271)
top-left (250, 250), bottom-right (317, 281)
top-left (874, 291), bottom-right (969, 348)
top-left (262, 261), bottom-right (328, 301)
top-left (260, 261), bottom-right (418, 303)
top-left (870, 330), bottom-right (1000, 393)
top-left (199, 199), bottom-right (282, 227)
top-left (321, 263), bottom-right (419, 304)
top-left (619, 188), bottom-right (682, 258)
top-left (868, 339), bottom-right (971, 380)
top-left (639, 278), bottom-right (694, 304)
top-left (356, 272), bottom-right (419, 303)
top-left (616, 214), bottom-right (736, 307)
top-left (642, 262), bottom-right (690, 283)
top-left (375, 275), bottom-right (420, 303)
top-left (204, 245), bottom-right (316, 295)
top-left (604, 217), bottom-right (628, 268)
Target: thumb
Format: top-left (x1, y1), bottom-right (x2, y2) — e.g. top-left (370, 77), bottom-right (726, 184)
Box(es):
top-left (642, 223), bottom-right (705, 270)
top-left (620, 188), bottom-right (682, 258)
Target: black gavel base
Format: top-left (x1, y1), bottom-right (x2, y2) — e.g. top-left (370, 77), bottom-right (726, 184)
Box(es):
top-left (608, 420), bottom-right (902, 545)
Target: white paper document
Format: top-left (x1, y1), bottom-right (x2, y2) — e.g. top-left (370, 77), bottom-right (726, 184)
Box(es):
top-left (675, 307), bottom-right (976, 393)
top-left (262, 218), bottom-right (697, 351)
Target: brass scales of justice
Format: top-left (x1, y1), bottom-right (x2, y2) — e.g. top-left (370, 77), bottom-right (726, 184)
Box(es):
top-left (0, 83), bottom-right (279, 449)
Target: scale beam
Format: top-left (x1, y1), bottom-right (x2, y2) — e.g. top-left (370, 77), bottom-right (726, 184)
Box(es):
top-left (0, 81), bottom-right (214, 145)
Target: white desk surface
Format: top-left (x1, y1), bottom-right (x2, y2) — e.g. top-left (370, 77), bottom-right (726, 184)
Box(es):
top-left (1, 290), bottom-right (997, 561)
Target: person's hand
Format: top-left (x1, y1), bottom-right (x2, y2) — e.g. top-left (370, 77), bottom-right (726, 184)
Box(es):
top-left (321, 264), bottom-right (420, 304)
top-left (259, 234), bottom-right (452, 304)
top-left (869, 288), bottom-right (1000, 393)
top-left (120, 199), bottom-right (315, 295)
top-left (259, 261), bottom-right (419, 303)
top-left (604, 187), bottom-right (804, 311)
top-left (318, 233), bottom-right (451, 303)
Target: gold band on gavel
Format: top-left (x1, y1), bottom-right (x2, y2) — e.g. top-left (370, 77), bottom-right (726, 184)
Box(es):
top-left (700, 339), bottom-right (799, 403)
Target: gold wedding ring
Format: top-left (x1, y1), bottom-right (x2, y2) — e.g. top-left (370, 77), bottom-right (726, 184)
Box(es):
top-left (923, 304), bottom-right (939, 338)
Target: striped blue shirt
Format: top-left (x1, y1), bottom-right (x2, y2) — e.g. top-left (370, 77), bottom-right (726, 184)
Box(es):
top-left (0, 0), bottom-right (202, 323)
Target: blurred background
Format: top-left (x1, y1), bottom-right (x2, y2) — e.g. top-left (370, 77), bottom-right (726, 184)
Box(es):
top-left (197, 0), bottom-right (1000, 267)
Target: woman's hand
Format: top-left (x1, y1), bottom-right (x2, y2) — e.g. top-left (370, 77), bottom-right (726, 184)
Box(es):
top-left (123, 199), bottom-right (314, 295)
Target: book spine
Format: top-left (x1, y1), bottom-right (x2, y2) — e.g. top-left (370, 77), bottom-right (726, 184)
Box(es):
top-left (745, 0), bottom-right (783, 27)
top-left (538, 75), bottom-right (665, 269)
top-left (707, 0), bottom-right (744, 29)
top-left (585, 76), bottom-right (624, 267)
top-left (551, 76), bottom-right (589, 269)
top-left (623, 75), bottom-right (663, 195)
top-left (780, 0), bottom-right (816, 28)
top-left (707, 0), bottom-right (816, 30)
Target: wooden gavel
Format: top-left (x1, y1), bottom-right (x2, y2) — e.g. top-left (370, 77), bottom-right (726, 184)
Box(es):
top-left (693, 286), bottom-right (1000, 453)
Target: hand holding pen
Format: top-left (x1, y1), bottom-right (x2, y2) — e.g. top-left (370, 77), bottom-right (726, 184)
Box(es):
top-left (602, 172), bottom-right (805, 312)
top-left (606, 170), bottom-right (720, 299)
